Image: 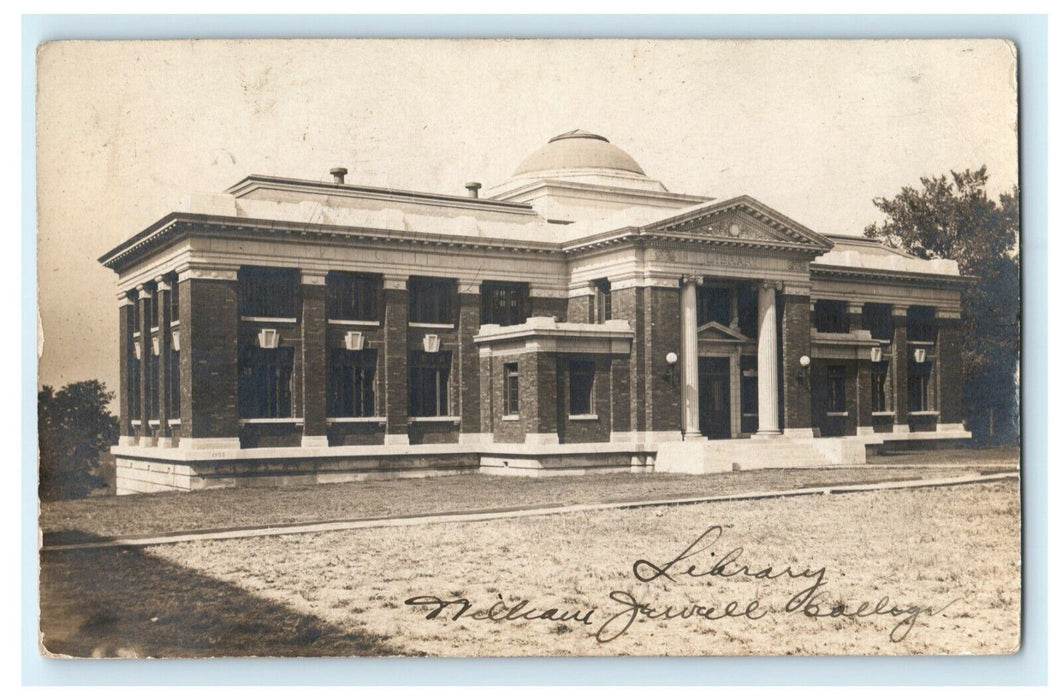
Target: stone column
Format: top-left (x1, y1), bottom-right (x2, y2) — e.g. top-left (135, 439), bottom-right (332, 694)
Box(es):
top-left (679, 275), bottom-right (702, 439)
top-left (117, 292), bottom-right (137, 446)
top-left (382, 274), bottom-right (409, 445)
top-left (300, 271), bottom-right (328, 447)
top-left (177, 267), bottom-right (241, 450)
top-left (891, 305), bottom-right (909, 433)
top-left (756, 282), bottom-right (781, 436)
top-left (154, 276), bottom-right (174, 448)
top-left (136, 284), bottom-right (153, 446)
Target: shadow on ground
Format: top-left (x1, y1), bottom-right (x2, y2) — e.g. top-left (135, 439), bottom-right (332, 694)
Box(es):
top-left (40, 534), bottom-right (407, 658)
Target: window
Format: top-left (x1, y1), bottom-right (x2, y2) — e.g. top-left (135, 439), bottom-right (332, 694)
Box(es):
top-left (569, 360), bottom-right (595, 415)
top-left (409, 277), bottom-right (455, 324)
top-left (594, 279), bottom-right (611, 323)
top-left (907, 306), bottom-right (937, 343)
top-left (239, 266), bottom-right (299, 318)
top-left (871, 361), bottom-right (889, 412)
top-left (503, 363), bottom-right (519, 416)
top-left (737, 284), bottom-right (758, 337)
top-left (409, 351), bottom-right (452, 416)
top-left (239, 346), bottom-right (295, 418)
top-left (697, 286), bottom-right (732, 326)
top-left (169, 347), bottom-right (181, 416)
top-left (481, 282), bottom-right (529, 326)
top-left (908, 361), bottom-right (933, 412)
top-left (145, 291), bottom-right (158, 329)
top-left (815, 300), bottom-right (849, 334)
top-left (740, 356), bottom-right (758, 420)
top-left (327, 272), bottom-right (380, 322)
top-left (129, 356), bottom-right (141, 420)
top-left (169, 282), bottom-right (180, 322)
top-left (329, 349), bottom-right (377, 417)
top-left (863, 303), bottom-right (893, 341)
top-left (145, 350), bottom-right (159, 420)
top-left (826, 365), bottom-right (846, 413)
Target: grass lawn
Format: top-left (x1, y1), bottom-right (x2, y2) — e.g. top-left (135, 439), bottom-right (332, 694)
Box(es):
top-left (40, 479), bottom-right (1020, 657)
top-left (40, 450), bottom-right (1015, 541)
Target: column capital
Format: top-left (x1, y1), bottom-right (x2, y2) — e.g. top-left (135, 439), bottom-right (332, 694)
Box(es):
top-left (935, 308), bottom-right (962, 321)
top-left (760, 280), bottom-right (784, 291)
top-left (154, 276), bottom-right (173, 292)
top-left (382, 274), bottom-right (407, 290)
top-left (680, 274), bottom-right (704, 287)
top-left (567, 281), bottom-right (597, 298)
top-left (136, 284), bottom-right (153, 299)
top-left (457, 279), bottom-right (483, 294)
top-left (301, 270), bottom-right (327, 286)
top-left (117, 291), bottom-right (136, 307)
top-left (846, 301), bottom-right (864, 314)
top-left (176, 263), bottom-right (239, 282)
top-left (891, 304), bottom-right (909, 317)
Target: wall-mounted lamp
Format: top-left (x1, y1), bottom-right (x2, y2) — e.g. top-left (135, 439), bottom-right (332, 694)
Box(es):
top-left (663, 352), bottom-right (679, 385)
top-left (913, 348), bottom-right (927, 364)
top-left (870, 346), bottom-right (883, 363)
top-left (798, 354), bottom-right (811, 386)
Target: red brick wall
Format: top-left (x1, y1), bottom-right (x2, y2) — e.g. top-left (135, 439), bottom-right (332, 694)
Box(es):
top-left (301, 283), bottom-right (327, 439)
top-left (180, 278), bottom-right (239, 439)
top-left (383, 288), bottom-right (408, 438)
top-left (567, 295), bottom-right (591, 324)
top-left (781, 294), bottom-right (812, 431)
top-left (531, 296), bottom-right (567, 322)
top-left (938, 319), bottom-right (963, 424)
top-left (556, 354), bottom-right (611, 443)
top-left (891, 311), bottom-right (909, 427)
top-left (647, 286), bottom-right (681, 433)
top-left (490, 353), bottom-right (528, 444)
top-left (457, 292), bottom-right (481, 435)
top-left (118, 301), bottom-right (133, 437)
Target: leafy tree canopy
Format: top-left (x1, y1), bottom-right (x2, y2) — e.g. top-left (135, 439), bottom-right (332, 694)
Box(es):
top-left (38, 380), bottom-right (118, 500)
top-left (864, 166), bottom-right (1019, 443)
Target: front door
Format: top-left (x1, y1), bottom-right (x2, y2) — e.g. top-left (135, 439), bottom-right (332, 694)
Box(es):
top-left (699, 357), bottom-right (731, 439)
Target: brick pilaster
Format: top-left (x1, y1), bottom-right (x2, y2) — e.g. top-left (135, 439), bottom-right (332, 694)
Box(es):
top-left (383, 276), bottom-right (409, 444)
top-left (846, 301), bottom-right (864, 332)
top-left (647, 285), bottom-right (682, 434)
top-left (855, 360), bottom-right (873, 433)
top-left (457, 290), bottom-right (481, 437)
top-left (891, 306), bottom-right (909, 430)
top-left (937, 314), bottom-right (963, 424)
top-left (155, 277), bottom-right (173, 443)
top-left (117, 293), bottom-right (135, 441)
top-left (781, 293), bottom-right (813, 434)
top-left (300, 274), bottom-right (328, 446)
top-left (179, 273), bottom-right (240, 446)
top-left (136, 284), bottom-right (152, 443)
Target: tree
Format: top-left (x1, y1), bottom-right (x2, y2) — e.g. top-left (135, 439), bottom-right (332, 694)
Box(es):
top-left (38, 380), bottom-right (119, 500)
top-left (864, 166), bottom-right (1020, 444)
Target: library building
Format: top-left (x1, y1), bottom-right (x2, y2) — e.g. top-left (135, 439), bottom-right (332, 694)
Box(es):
top-left (100, 130), bottom-right (969, 493)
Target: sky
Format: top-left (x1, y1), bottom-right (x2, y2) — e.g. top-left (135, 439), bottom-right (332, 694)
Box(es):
top-left (35, 39), bottom-right (1018, 395)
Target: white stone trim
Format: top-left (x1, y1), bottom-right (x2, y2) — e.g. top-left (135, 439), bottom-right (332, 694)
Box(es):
top-left (458, 432), bottom-right (492, 446)
top-left (300, 435), bottom-right (330, 448)
top-left (155, 277), bottom-right (173, 292)
top-left (382, 275), bottom-right (407, 291)
top-left (176, 266), bottom-right (239, 282)
top-left (178, 437), bottom-right (242, 451)
top-left (326, 417), bottom-right (387, 424)
top-left (856, 426), bottom-right (877, 436)
top-left (384, 433), bottom-right (410, 445)
top-left (241, 316), bottom-right (298, 324)
top-left (568, 414), bottom-right (599, 421)
top-left (502, 415), bottom-right (520, 422)
top-left (239, 418), bottom-right (305, 425)
top-left (118, 435), bottom-right (138, 446)
top-left (783, 428), bottom-right (815, 439)
top-left (409, 322), bottom-right (455, 330)
top-left (891, 424), bottom-right (911, 434)
top-left (524, 432), bottom-right (560, 446)
top-left (407, 416), bottom-right (461, 423)
top-left (117, 293), bottom-right (135, 307)
top-left (826, 411), bottom-right (849, 417)
top-left (329, 319), bottom-right (380, 327)
top-left (528, 285), bottom-right (568, 299)
top-left (301, 271), bottom-right (327, 286)
top-left (156, 436), bottom-right (177, 449)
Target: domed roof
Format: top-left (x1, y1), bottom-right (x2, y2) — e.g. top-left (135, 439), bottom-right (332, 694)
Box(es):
top-left (513, 130), bottom-right (646, 177)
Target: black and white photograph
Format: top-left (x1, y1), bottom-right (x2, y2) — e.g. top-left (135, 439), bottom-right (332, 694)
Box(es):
top-left (35, 38), bottom-right (1021, 658)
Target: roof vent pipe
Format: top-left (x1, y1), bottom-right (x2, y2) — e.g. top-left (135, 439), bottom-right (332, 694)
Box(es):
top-left (330, 167), bottom-right (348, 184)
top-left (465, 182), bottom-right (482, 199)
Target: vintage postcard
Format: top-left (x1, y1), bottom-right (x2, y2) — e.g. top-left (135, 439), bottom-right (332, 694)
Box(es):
top-left (36, 38), bottom-right (1020, 658)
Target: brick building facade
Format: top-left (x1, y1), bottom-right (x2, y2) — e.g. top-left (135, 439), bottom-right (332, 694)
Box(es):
top-left (100, 130), bottom-right (969, 493)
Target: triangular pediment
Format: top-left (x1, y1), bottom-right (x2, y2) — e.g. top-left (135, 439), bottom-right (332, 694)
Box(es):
top-left (644, 195), bottom-right (834, 253)
top-left (697, 321), bottom-right (749, 342)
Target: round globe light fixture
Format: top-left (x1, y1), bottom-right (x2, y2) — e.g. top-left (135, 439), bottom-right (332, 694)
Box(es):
top-left (799, 355), bottom-right (811, 367)
top-left (665, 352), bottom-right (679, 365)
